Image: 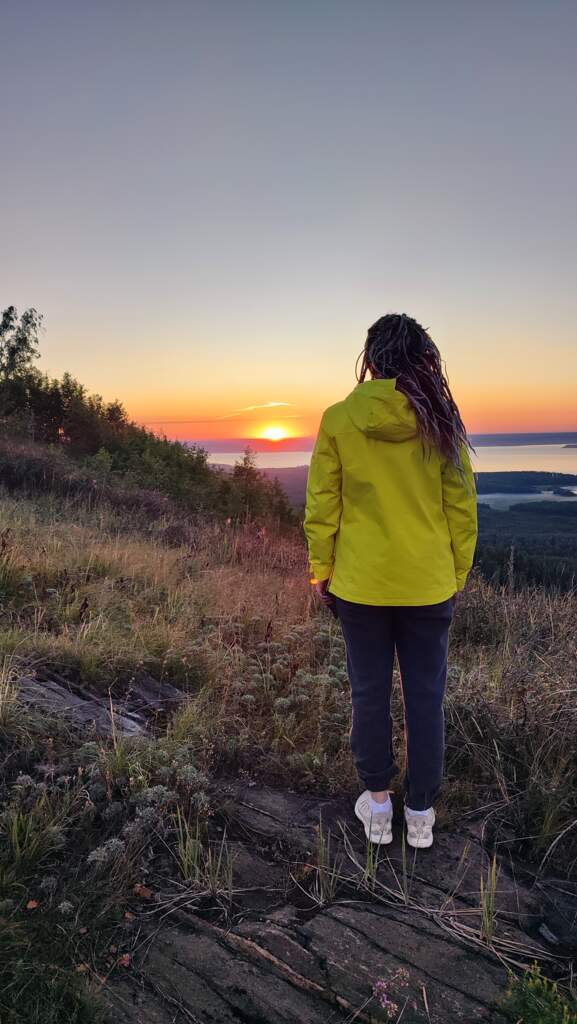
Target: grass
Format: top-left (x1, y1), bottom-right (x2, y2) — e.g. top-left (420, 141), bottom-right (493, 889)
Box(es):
top-left (172, 807), bottom-right (234, 900)
top-left (0, 492), bottom-right (305, 692)
top-left (0, 764), bottom-right (127, 1023)
top-left (312, 822), bottom-right (343, 906)
top-left (173, 806), bottom-right (204, 883)
top-left (1, 484), bottom-right (576, 1020)
top-left (479, 853), bottom-right (499, 943)
top-left (0, 656), bottom-right (20, 736)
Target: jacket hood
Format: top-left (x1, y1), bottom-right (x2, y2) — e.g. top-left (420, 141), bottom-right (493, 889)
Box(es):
top-left (344, 378), bottom-right (418, 442)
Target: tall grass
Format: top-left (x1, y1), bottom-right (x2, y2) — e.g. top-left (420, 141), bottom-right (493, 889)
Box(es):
top-left (2, 486), bottom-right (576, 873)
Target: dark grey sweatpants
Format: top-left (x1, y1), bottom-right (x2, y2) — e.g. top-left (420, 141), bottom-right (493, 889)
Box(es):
top-left (333, 594), bottom-right (455, 811)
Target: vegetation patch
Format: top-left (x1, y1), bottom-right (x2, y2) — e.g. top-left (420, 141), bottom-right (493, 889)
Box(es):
top-left (501, 964), bottom-right (577, 1023)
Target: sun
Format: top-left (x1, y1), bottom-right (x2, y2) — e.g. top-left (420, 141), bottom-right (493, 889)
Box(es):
top-left (261, 424), bottom-right (288, 441)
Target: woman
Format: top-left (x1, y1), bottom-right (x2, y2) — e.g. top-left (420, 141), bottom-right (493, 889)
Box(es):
top-left (304, 313), bottom-right (477, 849)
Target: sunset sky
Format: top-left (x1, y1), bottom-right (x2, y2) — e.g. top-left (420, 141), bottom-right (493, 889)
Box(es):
top-left (2, 1), bottom-right (577, 443)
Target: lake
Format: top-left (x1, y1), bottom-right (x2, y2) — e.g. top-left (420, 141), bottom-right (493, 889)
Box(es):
top-left (206, 438), bottom-right (577, 510)
top-left (207, 443), bottom-right (577, 474)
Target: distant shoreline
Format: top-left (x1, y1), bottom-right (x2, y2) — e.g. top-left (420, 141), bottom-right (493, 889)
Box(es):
top-left (189, 431), bottom-right (577, 454)
top-left (469, 432), bottom-right (577, 447)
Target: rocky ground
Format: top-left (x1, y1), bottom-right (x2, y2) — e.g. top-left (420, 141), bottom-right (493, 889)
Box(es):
top-left (101, 783), bottom-right (566, 1024)
top-left (12, 661), bottom-right (574, 1023)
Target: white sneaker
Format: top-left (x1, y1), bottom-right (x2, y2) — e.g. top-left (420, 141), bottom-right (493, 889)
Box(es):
top-left (354, 790), bottom-right (393, 845)
top-left (404, 806), bottom-right (435, 848)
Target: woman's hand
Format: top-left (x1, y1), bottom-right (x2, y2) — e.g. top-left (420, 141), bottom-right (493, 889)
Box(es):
top-left (311, 578), bottom-right (339, 618)
top-left (313, 578), bottom-right (332, 605)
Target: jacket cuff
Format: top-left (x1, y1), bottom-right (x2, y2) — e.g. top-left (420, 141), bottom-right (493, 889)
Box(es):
top-left (310, 564), bottom-right (333, 583)
top-left (455, 570), bottom-right (470, 590)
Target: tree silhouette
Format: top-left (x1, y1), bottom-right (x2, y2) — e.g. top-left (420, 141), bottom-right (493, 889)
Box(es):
top-left (0, 306), bottom-right (42, 378)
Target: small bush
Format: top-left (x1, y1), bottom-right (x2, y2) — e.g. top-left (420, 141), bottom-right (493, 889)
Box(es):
top-left (501, 964), bottom-right (577, 1023)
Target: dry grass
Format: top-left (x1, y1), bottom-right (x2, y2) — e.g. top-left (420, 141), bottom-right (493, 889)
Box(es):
top-left (1, 486), bottom-right (576, 876)
top-left (0, 493), bottom-right (308, 692)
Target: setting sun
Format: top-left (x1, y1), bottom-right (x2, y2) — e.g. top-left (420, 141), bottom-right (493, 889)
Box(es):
top-left (260, 424), bottom-right (289, 441)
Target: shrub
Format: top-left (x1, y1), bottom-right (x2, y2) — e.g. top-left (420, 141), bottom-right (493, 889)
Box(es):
top-left (501, 964), bottom-right (577, 1023)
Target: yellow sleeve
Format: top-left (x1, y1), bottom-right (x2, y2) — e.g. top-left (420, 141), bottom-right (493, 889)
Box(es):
top-left (441, 444), bottom-right (478, 590)
top-left (303, 414), bottom-right (342, 581)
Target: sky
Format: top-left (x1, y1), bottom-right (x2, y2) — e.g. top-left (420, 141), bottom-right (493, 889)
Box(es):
top-left (2, 0), bottom-right (577, 443)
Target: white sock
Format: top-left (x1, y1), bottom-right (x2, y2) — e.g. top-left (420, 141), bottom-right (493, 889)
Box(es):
top-left (405, 805), bottom-right (432, 816)
top-left (370, 795), bottom-right (392, 814)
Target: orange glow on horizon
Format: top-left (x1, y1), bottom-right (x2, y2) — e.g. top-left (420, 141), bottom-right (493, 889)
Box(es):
top-left (129, 386), bottom-right (577, 442)
top-left (259, 423), bottom-right (292, 441)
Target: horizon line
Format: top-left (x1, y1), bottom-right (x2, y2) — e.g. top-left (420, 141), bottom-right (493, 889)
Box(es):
top-left (178, 428), bottom-right (577, 452)
top-left (184, 429), bottom-right (577, 441)
top-left (185, 429), bottom-right (577, 438)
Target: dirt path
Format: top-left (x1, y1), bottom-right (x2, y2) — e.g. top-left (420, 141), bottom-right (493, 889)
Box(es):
top-left (103, 784), bottom-right (557, 1024)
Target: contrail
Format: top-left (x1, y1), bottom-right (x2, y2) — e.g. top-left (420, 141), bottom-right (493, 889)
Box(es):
top-left (222, 401), bottom-right (293, 418)
top-left (145, 402), bottom-right (296, 425)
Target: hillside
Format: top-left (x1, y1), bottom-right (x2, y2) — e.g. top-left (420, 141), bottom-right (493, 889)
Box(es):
top-left (0, 305), bottom-right (296, 529)
top-left (1, 477), bottom-right (577, 1023)
top-left (477, 500), bottom-right (577, 587)
top-left (258, 465), bottom-right (577, 506)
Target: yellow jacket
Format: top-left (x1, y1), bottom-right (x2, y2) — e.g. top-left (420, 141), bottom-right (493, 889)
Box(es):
top-left (304, 378), bottom-right (478, 605)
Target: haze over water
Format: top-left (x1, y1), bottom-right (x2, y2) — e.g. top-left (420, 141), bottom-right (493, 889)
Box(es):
top-left (205, 435), bottom-right (577, 474)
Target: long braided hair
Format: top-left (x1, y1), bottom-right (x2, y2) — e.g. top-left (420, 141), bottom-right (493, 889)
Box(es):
top-left (356, 313), bottom-right (473, 470)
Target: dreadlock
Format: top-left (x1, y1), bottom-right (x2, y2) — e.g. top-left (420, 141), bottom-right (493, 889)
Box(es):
top-left (355, 313), bottom-right (473, 470)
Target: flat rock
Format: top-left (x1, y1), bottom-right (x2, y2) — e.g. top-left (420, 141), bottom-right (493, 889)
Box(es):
top-left (101, 784), bottom-right (557, 1023)
top-left (17, 676), bottom-right (144, 737)
top-left (124, 672), bottom-right (185, 713)
top-left (17, 672), bottom-right (184, 738)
